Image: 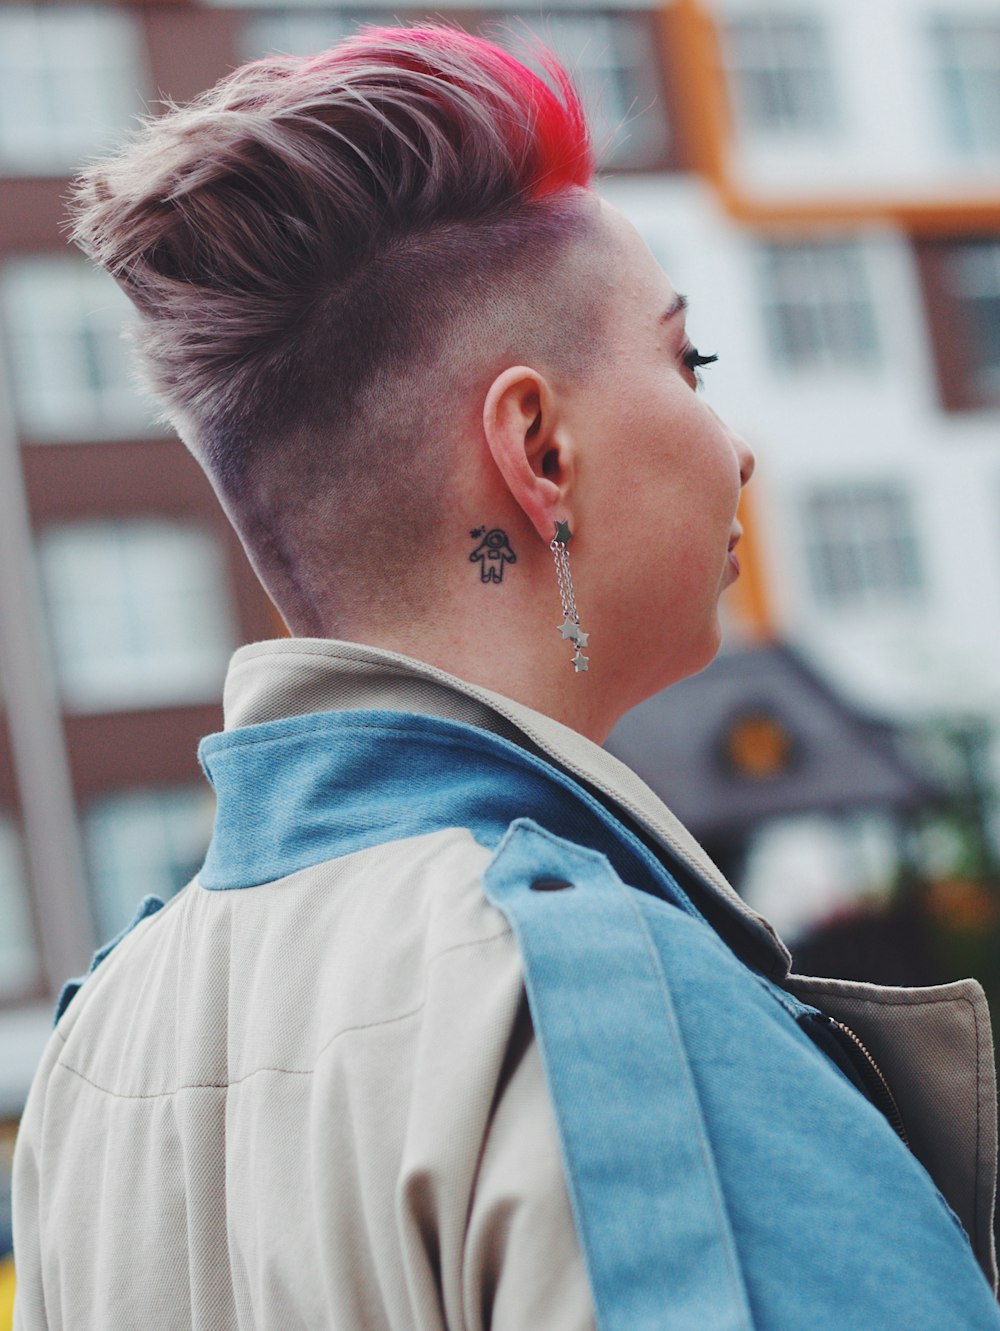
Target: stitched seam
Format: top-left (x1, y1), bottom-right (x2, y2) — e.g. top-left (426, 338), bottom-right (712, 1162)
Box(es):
top-left (972, 994), bottom-right (983, 1251)
top-left (789, 983), bottom-right (980, 1009)
top-left (205, 715), bottom-right (526, 755)
top-left (55, 926), bottom-right (513, 1101)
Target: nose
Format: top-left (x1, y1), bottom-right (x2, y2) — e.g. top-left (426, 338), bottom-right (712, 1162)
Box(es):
top-left (707, 403), bottom-right (755, 486)
top-left (736, 432), bottom-right (755, 488)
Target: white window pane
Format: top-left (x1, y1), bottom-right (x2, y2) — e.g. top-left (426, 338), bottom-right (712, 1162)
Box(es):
top-left (1, 257), bottom-right (163, 441)
top-left (803, 485), bottom-right (923, 609)
top-left (0, 814), bottom-right (41, 1000)
top-left (931, 16), bottom-right (1000, 155)
top-left (0, 6), bottom-right (146, 176)
top-left (38, 519), bottom-right (238, 713)
top-left (947, 241), bottom-right (1000, 394)
top-left (723, 13), bottom-right (838, 136)
top-left (757, 241), bottom-right (879, 371)
top-left (84, 786), bottom-right (214, 940)
top-left (240, 12), bottom-right (362, 62)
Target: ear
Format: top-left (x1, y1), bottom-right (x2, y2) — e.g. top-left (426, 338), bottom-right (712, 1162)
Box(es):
top-left (482, 366), bottom-right (575, 545)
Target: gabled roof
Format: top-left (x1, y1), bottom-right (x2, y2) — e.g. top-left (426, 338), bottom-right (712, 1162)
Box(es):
top-left (605, 643), bottom-right (939, 838)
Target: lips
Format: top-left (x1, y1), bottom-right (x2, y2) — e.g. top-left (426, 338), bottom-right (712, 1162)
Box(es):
top-left (726, 529), bottom-right (742, 579)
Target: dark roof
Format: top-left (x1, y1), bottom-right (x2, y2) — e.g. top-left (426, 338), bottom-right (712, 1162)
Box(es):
top-left (604, 643), bottom-right (939, 838)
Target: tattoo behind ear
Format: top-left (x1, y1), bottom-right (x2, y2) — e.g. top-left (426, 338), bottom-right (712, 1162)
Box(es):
top-left (469, 527), bottom-right (517, 584)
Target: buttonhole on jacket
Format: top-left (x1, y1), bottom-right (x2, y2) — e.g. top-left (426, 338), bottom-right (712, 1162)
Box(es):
top-left (531, 876), bottom-right (574, 892)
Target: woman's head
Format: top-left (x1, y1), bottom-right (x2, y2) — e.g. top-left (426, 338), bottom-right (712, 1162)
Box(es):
top-left (69, 24), bottom-right (608, 617)
top-left (70, 22), bottom-right (752, 736)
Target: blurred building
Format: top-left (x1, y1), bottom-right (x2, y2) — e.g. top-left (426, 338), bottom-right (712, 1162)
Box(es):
top-left (0, 0), bottom-right (998, 1129)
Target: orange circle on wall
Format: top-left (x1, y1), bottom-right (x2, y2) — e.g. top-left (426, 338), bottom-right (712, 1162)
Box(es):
top-left (725, 713), bottom-right (796, 779)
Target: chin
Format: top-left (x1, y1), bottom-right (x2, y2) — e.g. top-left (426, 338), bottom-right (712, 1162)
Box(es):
top-left (627, 627), bottom-right (722, 712)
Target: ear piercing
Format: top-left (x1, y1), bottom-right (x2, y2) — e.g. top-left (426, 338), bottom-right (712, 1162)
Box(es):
top-left (550, 521), bottom-right (590, 673)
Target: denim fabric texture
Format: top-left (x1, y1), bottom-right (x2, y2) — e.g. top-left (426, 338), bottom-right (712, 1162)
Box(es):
top-left (197, 709), bottom-right (705, 921)
top-left (484, 820), bottom-right (1000, 1331)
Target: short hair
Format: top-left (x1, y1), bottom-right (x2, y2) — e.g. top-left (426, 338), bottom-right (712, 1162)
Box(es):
top-left (69, 24), bottom-right (604, 629)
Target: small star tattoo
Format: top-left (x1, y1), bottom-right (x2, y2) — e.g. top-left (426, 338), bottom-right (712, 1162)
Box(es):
top-left (572, 649), bottom-right (590, 673)
top-left (553, 519), bottom-right (573, 545)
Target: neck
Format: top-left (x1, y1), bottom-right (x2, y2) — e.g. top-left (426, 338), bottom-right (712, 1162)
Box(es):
top-left (309, 596), bottom-right (621, 746)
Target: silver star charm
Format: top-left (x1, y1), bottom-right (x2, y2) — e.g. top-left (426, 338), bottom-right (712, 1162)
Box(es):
top-left (572, 649), bottom-right (590, 673)
top-left (558, 617), bottom-right (579, 641)
top-left (575, 628), bottom-right (590, 648)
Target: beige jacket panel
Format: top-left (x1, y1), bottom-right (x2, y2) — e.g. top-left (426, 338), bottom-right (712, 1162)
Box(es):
top-left (14, 828), bottom-right (592, 1330)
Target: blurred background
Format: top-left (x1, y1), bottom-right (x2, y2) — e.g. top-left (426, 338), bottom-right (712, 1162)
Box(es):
top-left (0, 0), bottom-right (998, 1312)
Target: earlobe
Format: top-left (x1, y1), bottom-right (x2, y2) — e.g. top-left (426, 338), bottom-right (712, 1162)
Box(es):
top-left (482, 366), bottom-right (573, 545)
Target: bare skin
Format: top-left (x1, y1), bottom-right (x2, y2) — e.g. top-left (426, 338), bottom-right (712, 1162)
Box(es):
top-left (304, 199), bottom-right (755, 745)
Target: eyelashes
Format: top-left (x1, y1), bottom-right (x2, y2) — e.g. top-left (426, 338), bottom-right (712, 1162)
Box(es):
top-left (682, 346), bottom-right (719, 387)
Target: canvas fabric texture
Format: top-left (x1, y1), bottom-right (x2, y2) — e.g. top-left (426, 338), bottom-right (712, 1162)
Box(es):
top-left (11, 638), bottom-right (1000, 1330)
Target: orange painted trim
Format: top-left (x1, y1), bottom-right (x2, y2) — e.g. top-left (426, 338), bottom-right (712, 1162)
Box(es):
top-left (665, 0), bottom-right (1000, 233)
top-left (728, 484), bottom-right (774, 642)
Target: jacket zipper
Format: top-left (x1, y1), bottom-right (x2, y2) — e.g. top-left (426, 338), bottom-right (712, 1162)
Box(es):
top-left (818, 1013), bottom-right (910, 1148)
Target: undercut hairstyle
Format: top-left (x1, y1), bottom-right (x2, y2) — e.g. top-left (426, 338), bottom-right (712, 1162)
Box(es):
top-left (69, 24), bottom-right (606, 631)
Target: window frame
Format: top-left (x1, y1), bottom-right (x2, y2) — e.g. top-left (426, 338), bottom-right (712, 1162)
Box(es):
top-left (802, 482), bottom-right (924, 610)
top-left (915, 236), bottom-right (1000, 412)
top-left (929, 13), bottom-right (1000, 157)
top-left (36, 516), bottom-right (239, 715)
top-left (1, 255), bottom-right (166, 443)
top-left (0, 5), bottom-right (147, 177)
top-left (720, 10), bottom-right (840, 139)
top-left (756, 237), bottom-right (881, 373)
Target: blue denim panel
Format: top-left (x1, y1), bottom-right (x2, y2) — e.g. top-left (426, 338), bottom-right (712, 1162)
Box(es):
top-left (197, 710), bottom-right (703, 924)
top-left (485, 821), bottom-right (1000, 1331)
top-left (484, 819), bottom-right (754, 1331)
top-left (633, 889), bottom-right (1000, 1328)
top-left (54, 894), bottom-right (165, 1026)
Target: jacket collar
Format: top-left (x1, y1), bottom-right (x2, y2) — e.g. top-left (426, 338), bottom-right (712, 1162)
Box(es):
top-left (220, 637), bottom-right (792, 978)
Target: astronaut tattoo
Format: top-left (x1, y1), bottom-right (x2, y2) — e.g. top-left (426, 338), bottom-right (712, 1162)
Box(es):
top-left (469, 527), bottom-right (517, 584)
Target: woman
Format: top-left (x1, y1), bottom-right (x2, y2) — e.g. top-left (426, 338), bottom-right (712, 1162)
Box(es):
top-left (12, 23), bottom-right (1000, 1330)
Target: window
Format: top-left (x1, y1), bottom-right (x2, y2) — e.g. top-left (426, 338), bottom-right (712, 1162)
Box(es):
top-left (931, 15), bottom-right (1000, 155)
top-left (945, 241), bottom-right (1000, 397)
top-left (721, 12), bottom-right (838, 136)
top-left (757, 240), bottom-right (879, 370)
top-left (803, 484), bottom-right (923, 608)
top-left (38, 519), bottom-right (238, 713)
top-left (83, 786), bottom-right (213, 940)
top-left (1, 257), bottom-right (162, 442)
top-left (493, 12), bottom-right (670, 169)
top-left (240, 11), bottom-right (368, 63)
top-left (0, 5), bottom-right (145, 176)
top-left (0, 812), bottom-right (40, 1001)
top-left (916, 236), bottom-right (1000, 410)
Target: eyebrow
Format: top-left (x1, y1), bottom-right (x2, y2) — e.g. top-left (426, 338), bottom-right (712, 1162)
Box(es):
top-left (660, 294), bottom-right (689, 324)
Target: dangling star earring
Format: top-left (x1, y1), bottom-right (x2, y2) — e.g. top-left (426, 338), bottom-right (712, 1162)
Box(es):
top-left (550, 520), bottom-right (590, 673)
